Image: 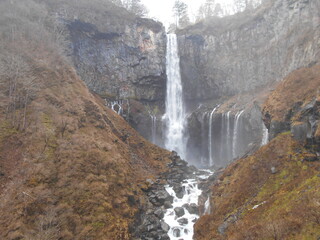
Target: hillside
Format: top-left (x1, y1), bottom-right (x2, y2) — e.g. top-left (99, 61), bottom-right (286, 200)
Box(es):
top-left (0, 1), bottom-right (171, 239)
top-left (194, 65), bottom-right (320, 239)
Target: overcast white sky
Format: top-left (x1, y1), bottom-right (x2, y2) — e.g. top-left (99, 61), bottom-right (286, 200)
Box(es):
top-left (141, 0), bottom-right (235, 28)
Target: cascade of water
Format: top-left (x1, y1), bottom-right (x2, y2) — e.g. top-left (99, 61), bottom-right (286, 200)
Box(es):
top-left (232, 110), bottom-right (244, 159)
top-left (200, 112), bottom-right (208, 166)
top-left (109, 100), bottom-right (123, 115)
top-left (151, 115), bottom-right (157, 144)
top-left (208, 107), bottom-right (218, 166)
top-left (226, 111), bottom-right (232, 161)
top-left (164, 34), bottom-right (186, 159)
top-left (204, 197), bottom-right (211, 215)
top-left (261, 123), bottom-right (269, 146)
top-left (163, 170), bottom-right (213, 240)
top-left (220, 113), bottom-right (226, 162)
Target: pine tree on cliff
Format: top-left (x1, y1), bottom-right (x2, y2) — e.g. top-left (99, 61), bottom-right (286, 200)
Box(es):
top-left (173, 0), bottom-right (190, 28)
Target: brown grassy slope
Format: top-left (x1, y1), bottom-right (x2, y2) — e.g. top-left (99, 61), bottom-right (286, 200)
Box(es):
top-left (263, 64), bottom-right (320, 123)
top-left (195, 65), bottom-right (320, 240)
top-left (0, 2), bottom-right (171, 237)
top-left (194, 134), bottom-right (320, 240)
top-left (0, 58), bottom-right (171, 240)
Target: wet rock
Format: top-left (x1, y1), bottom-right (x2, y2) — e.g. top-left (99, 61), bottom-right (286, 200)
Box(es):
top-left (174, 207), bottom-right (185, 217)
top-left (160, 221), bottom-right (170, 232)
top-left (172, 228), bottom-right (181, 237)
top-left (154, 209), bottom-right (164, 219)
top-left (150, 190), bottom-right (173, 206)
top-left (164, 201), bottom-right (173, 209)
top-left (173, 185), bottom-right (184, 199)
top-left (183, 203), bottom-right (199, 215)
top-left (177, 218), bottom-right (188, 225)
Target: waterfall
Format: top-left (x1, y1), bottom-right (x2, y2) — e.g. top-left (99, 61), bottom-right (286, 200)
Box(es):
top-left (164, 34), bottom-right (186, 158)
top-left (108, 100), bottom-right (123, 115)
top-left (151, 115), bottom-right (157, 144)
top-left (208, 107), bottom-right (218, 166)
top-left (220, 113), bottom-right (226, 161)
top-left (232, 110), bottom-right (244, 159)
top-left (226, 111), bottom-right (232, 161)
top-left (200, 112), bottom-right (208, 166)
top-left (261, 123), bottom-right (269, 146)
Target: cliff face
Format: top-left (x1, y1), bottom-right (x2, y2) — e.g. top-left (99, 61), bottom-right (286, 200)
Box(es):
top-left (177, 0), bottom-right (320, 102)
top-left (68, 18), bottom-right (167, 102)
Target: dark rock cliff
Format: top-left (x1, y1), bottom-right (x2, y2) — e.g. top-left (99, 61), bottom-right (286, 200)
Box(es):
top-left (67, 18), bottom-right (167, 102)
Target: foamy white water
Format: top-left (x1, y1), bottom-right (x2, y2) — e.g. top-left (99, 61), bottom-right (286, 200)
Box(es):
top-left (164, 34), bottom-right (186, 159)
top-left (163, 171), bottom-right (213, 240)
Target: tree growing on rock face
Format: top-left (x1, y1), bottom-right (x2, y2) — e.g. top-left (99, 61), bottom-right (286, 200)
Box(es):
top-left (173, 0), bottom-right (190, 28)
top-left (121, 0), bottom-right (148, 17)
top-left (197, 0), bottom-right (223, 21)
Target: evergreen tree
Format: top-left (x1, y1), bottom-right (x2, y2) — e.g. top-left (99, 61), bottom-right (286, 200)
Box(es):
top-left (173, 0), bottom-right (190, 28)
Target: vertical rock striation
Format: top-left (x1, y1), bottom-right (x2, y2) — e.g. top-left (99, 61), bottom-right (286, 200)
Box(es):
top-left (177, 0), bottom-right (320, 102)
top-left (67, 18), bottom-right (167, 102)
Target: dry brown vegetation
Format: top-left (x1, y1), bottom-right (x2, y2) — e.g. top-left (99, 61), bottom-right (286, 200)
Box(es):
top-left (263, 65), bottom-right (320, 123)
top-left (195, 64), bottom-right (320, 240)
top-left (0, 0), bottom-right (171, 239)
top-left (195, 134), bottom-right (320, 240)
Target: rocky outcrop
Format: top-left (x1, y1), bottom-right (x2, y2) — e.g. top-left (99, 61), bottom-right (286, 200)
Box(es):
top-left (67, 18), bottom-right (166, 102)
top-left (177, 0), bottom-right (320, 102)
top-left (133, 152), bottom-right (199, 239)
top-left (262, 64), bottom-right (320, 152)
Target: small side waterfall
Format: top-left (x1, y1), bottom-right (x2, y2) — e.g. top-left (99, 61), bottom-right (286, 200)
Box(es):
top-left (261, 123), bottom-right (269, 146)
top-left (164, 34), bottom-right (186, 159)
top-left (109, 100), bottom-right (123, 115)
top-left (151, 115), bottom-right (157, 144)
top-left (226, 111), bottom-right (232, 161)
top-left (208, 107), bottom-right (218, 166)
top-left (232, 110), bottom-right (244, 159)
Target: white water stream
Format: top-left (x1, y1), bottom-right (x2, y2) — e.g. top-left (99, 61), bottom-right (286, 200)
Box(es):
top-left (163, 171), bottom-right (212, 240)
top-left (164, 34), bottom-right (186, 159)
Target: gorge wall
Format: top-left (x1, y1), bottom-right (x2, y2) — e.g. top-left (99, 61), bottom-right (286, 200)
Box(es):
top-left (68, 18), bottom-right (166, 102)
top-left (174, 0), bottom-right (320, 167)
top-left (59, 4), bottom-right (167, 142)
top-left (177, 0), bottom-right (320, 102)
top-left (64, 0), bottom-right (319, 168)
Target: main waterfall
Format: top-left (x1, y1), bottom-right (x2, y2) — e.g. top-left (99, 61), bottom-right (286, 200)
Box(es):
top-left (164, 34), bottom-right (186, 159)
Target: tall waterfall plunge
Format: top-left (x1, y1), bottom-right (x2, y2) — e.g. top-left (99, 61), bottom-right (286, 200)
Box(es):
top-left (164, 34), bottom-right (186, 159)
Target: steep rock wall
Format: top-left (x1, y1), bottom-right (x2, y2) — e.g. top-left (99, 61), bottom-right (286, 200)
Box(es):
top-left (67, 18), bottom-right (167, 102)
top-left (177, 0), bottom-right (320, 102)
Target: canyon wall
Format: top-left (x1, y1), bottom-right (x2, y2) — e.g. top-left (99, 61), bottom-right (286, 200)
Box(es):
top-left (177, 0), bottom-right (320, 102)
top-left (68, 18), bottom-right (166, 102)
top-left (63, 0), bottom-right (319, 167)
